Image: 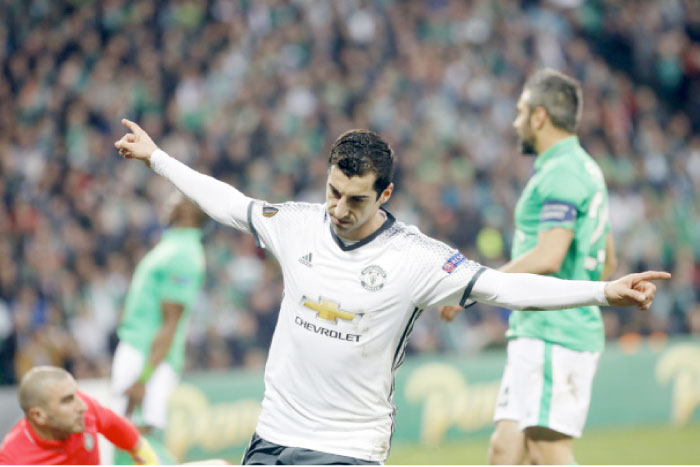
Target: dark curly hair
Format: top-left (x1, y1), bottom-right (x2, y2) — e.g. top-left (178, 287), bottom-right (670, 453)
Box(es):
top-left (329, 129), bottom-right (395, 199)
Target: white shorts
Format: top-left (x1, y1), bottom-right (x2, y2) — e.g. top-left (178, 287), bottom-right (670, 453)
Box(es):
top-left (111, 342), bottom-right (179, 430)
top-left (493, 337), bottom-right (600, 438)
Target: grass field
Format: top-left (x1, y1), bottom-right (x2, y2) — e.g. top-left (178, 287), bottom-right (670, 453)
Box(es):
top-left (386, 423), bottom-right (700, 464)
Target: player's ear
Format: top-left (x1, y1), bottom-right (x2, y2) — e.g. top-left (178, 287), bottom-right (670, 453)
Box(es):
top-left (28, 407), bottom-right (47, 426)
top-left (531, 106), bottom-right (548, 130)
top-left (379, 183), bottom-right (393, 204)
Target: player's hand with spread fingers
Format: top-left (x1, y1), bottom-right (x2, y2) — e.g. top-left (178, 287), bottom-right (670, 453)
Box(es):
top-left (114, 118), bottom-right (159, 163)
top-left (603, 271), bottom-right (671, 310)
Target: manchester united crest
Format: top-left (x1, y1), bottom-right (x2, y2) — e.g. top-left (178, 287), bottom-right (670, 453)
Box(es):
top-left (360, 265), bottom-right (386, 291)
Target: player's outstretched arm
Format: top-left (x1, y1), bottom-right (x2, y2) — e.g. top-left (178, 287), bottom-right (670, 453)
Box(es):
top-left (469, 268), bottom-right (670, 311)
top-left (114, 119), bottom-right (254, 232)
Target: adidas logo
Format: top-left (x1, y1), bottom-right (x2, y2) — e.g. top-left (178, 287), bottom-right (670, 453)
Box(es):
top-left (298, 252), bottom-right (313, 268)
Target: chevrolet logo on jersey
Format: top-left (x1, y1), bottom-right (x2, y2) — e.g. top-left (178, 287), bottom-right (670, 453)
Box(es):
top-left (302, 297), bottom-right (355, 323)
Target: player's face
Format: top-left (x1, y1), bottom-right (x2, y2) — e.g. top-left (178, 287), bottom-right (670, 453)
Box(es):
top-left (514, 90), bottom-right (537, 156)
top-left (326, 165), bottom-right (392, 241)
top-left (43, 377), bottom-right (87, 435)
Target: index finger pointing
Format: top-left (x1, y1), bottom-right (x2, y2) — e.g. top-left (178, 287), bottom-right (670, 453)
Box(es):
top-left (121, 118), bottom-right (142, 134)
top-left (633, 271), bottom-right (672, 282)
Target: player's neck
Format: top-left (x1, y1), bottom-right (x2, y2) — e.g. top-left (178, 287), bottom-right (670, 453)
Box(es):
top-left (535, 129), bottom-right (575, 155)
top-left (340, 210), bottom-right (387, 242)
top-left (27, 419), bottom-right (70, 441)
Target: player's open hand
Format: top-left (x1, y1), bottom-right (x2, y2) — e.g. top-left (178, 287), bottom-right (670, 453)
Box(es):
top-left (603, 271), bottom-right (671, 310)
top-left (114, 119), bottom-right (159, 163)
top-left (439, 305), bottom-right (463, 322)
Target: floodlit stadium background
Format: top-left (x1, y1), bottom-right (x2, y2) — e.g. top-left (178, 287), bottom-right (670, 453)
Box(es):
top-left (0, 0), bottom-right (698, 464)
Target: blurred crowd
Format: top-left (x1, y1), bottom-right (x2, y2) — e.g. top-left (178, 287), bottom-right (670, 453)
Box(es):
top-left (1, 0), bottom-right (698, 385)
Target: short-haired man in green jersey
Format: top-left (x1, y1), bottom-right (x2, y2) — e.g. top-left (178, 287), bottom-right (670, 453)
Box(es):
top-left (443, 69), bottom-right (617, 465)
top-left (110, 193), bottom-right (206, 464)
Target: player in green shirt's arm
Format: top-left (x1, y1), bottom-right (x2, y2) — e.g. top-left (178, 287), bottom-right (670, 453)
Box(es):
top-left (111, 193), bottom-right (206, 464)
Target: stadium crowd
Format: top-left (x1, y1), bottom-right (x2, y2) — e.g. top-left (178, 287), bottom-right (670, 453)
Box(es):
top-left (0, 0), bottom-right (698, 385)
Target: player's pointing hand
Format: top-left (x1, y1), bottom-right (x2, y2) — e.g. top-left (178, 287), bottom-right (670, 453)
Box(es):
top-left (603, 271), bottom-right (671, 310)
top-left (114, 119), bottom-right (159, 163)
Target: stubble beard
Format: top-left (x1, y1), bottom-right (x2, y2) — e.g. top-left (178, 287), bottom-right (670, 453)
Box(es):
top-left (518, 134), bottom-right (537, 156)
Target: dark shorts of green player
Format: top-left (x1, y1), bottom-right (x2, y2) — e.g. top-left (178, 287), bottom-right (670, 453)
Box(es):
top-left (242, 433), bottom-right (380, 465)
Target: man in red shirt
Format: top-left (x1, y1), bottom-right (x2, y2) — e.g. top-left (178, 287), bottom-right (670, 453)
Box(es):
top-left (0, 366), bottom-right (159, 465)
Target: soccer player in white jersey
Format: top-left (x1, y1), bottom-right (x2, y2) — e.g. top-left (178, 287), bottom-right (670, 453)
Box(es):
top-left (115, 119), bottom-right (669, 465)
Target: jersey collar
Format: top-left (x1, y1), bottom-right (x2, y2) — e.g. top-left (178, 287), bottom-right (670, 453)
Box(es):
top-left (22, 419), bottom-right (66, 450)
top-left (534, 136), bottom-right (580, 171)
top-left (329, 209), bottom-right (396, 251)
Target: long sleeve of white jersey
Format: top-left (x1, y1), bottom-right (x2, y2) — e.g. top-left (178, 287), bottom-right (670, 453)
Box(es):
top-left (149, 149), bottom-right (254, 232)
top-left (470, 268), bottom-right (609, 310)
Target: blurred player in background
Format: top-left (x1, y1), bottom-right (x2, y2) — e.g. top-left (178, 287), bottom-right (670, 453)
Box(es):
top-left (0, 366), bottom-right (158, 465)
top-left (442, 69), bottom-right (616, 465)
top-left (111, 193), bottom-right (206, 464)
top-left (114, 119), bottom-right (666, 465)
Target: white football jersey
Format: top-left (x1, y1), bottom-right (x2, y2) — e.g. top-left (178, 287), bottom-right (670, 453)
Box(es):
top-left (246, 201), bottom-right (483, 462)
top-left (151, 150), bottom-right (608, 462)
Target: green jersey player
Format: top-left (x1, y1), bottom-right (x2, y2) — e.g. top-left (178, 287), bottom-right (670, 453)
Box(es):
top-left (442, 69), bottom-right (618, 464)
top-left (492, 69), bottom-right (616, 465)
top-left (111, 193), bottom-right (205, 464)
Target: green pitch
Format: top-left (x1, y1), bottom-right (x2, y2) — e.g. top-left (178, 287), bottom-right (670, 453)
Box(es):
top-left (386, 423), bottom-right (700, 465)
